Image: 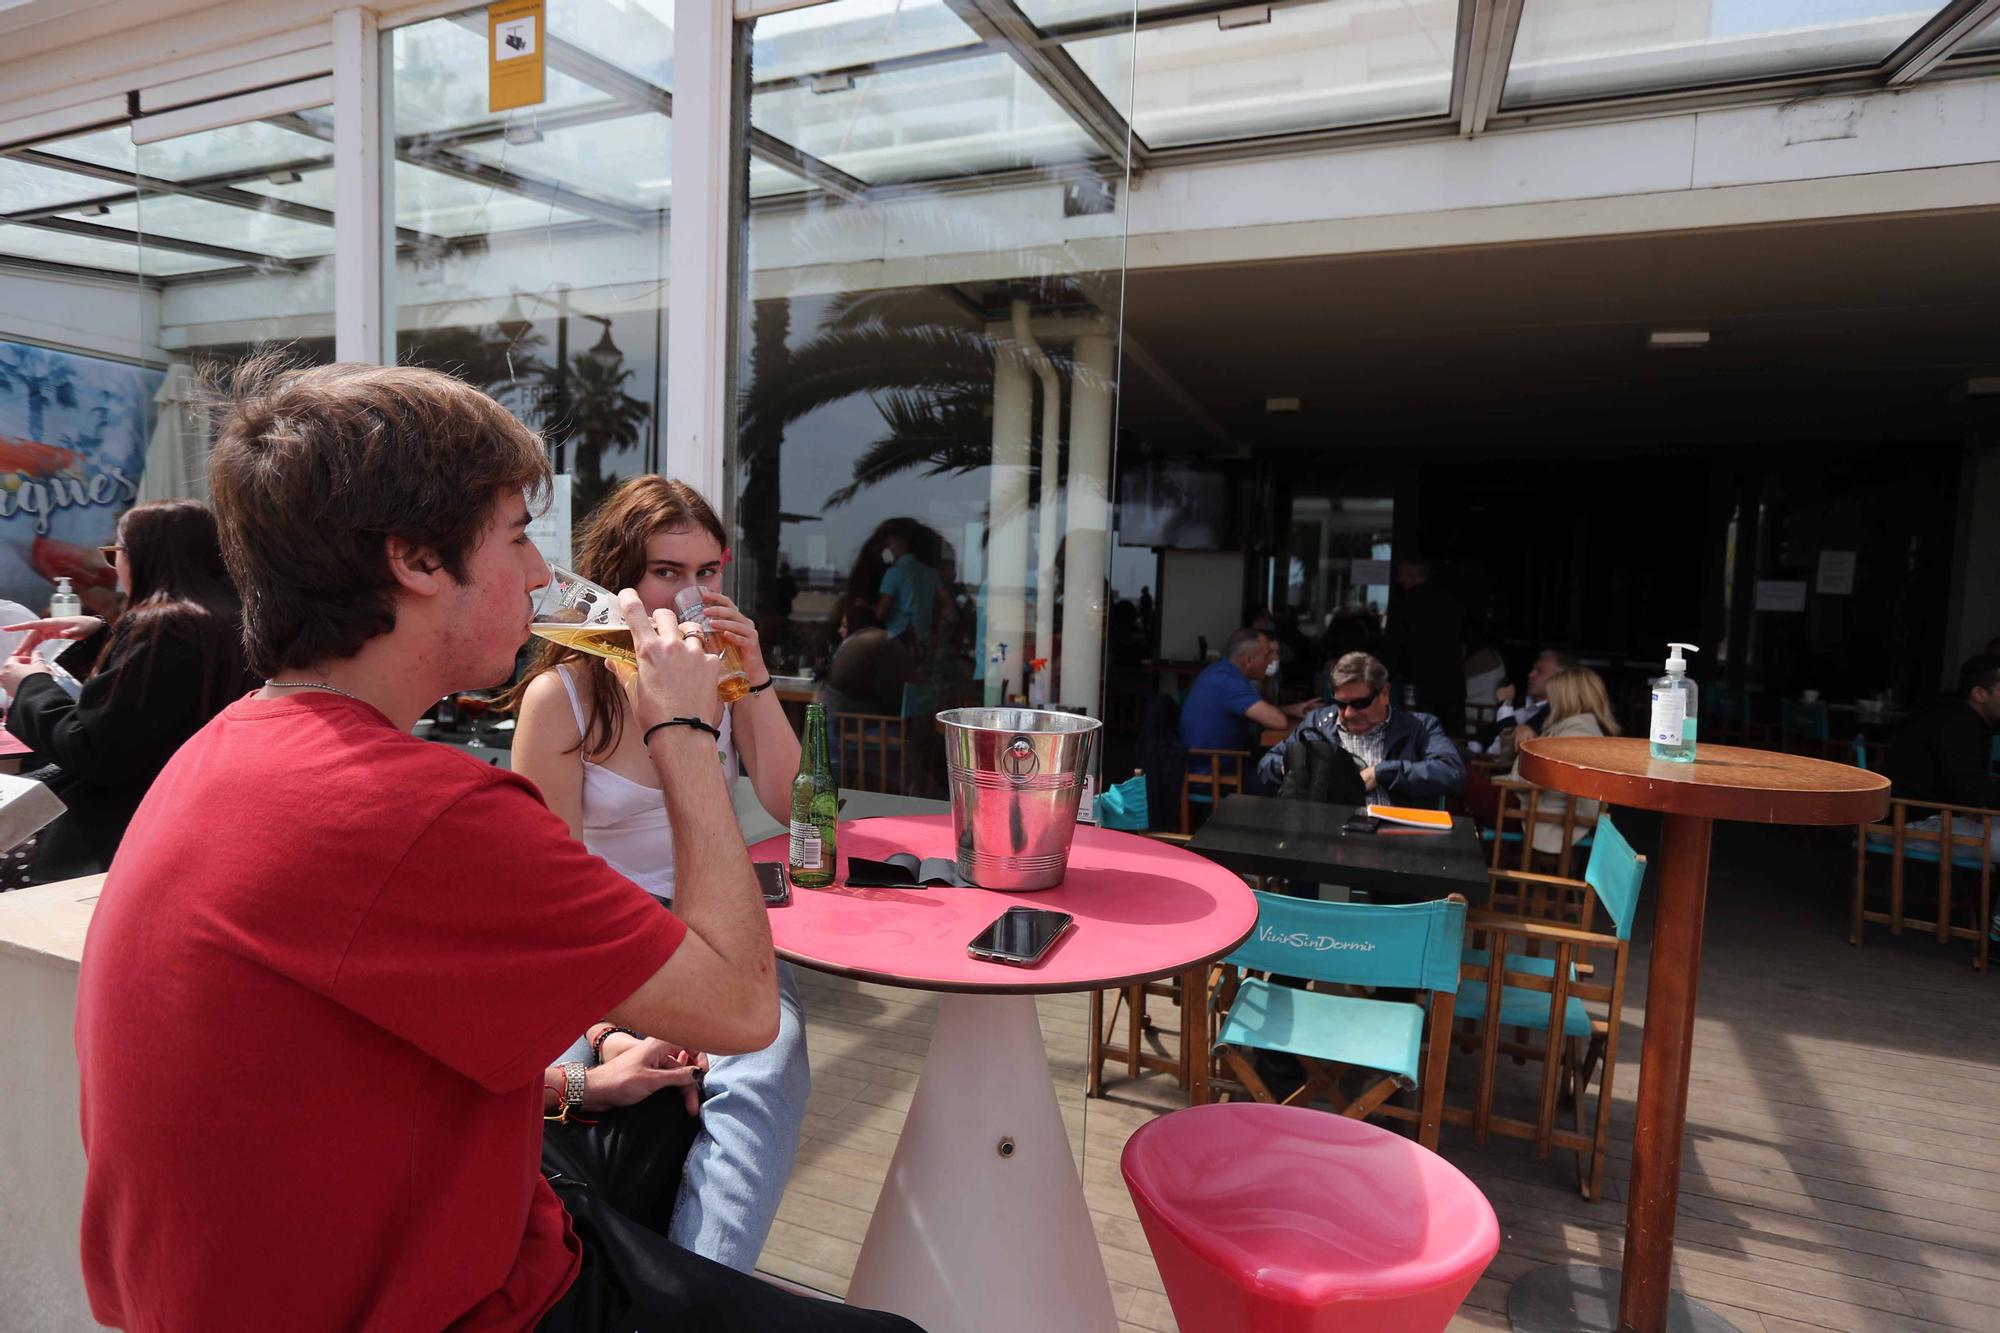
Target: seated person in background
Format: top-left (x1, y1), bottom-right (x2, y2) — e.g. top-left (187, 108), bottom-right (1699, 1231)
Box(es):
top-left (1472, 648), bottom-right (1574, 757)
top-left (1259, 651), bottom-right (1465, 805)
top-left (818, 599), bottom-right (915, 720)
top-left (1506, 666), bottom-right (1620, 856)
top-left (73, 359), bottom-right (918, 1333)
top-left (1180, 628), bottom-right (1312, 788)
top-left (1882, 654), bottom-right (2000, 813)
top-left (0, 500), bottom-right (258, 883)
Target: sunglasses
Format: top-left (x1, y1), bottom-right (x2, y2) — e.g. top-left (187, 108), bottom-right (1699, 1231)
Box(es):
top-left (97, 545), bottom-right (122, 564)
top-left (1331, 688), bottom-right (1382, 713)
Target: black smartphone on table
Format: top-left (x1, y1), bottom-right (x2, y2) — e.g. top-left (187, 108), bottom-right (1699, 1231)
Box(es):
top-left (753, 861), bottom-right (791, 906)
top-left (1341, 815), bottom-right (1381, 835)
top-left (967, 906), bottom-right (1074, 966)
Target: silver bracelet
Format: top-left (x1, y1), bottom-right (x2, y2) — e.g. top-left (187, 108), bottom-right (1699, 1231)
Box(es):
top-left (561, 1061), bottom-right (589, 1108)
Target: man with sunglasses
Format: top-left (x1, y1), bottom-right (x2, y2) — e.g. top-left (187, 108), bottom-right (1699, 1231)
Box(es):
top-left (1257, 650), bottom-right (1464, 804)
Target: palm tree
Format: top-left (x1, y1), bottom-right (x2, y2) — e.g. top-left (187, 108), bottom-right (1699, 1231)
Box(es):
top-left (737, 297), bottom-right (792, 619)
top-left (0, 345), bottom-right (81, 442)
top-left (559, 352), bottom-right (653, 519)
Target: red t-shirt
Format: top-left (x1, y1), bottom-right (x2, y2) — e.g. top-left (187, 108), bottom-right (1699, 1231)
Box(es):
top-left (76, 693), bottom-right (686, 1331)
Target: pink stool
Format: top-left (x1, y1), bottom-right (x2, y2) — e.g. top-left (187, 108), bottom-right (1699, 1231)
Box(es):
top-left (1121, 1102), bottom-right (1500, 1333)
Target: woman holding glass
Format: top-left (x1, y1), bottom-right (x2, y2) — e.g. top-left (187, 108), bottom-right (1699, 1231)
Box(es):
top-left (0, 499), bottom-right (254, 883)
top-left (511, 475), bottom-right (806, 1272)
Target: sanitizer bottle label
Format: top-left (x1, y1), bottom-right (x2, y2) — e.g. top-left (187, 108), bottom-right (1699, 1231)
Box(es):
top-left (1650, 690), bottom-right (1685, 746)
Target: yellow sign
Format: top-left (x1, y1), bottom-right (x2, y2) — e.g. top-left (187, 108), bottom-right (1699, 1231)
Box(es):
top-left (488, 0), bottom-right (546, 114)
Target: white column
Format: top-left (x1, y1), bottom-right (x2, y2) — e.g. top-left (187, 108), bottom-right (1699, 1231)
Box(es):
top-left (666, 0), bottom-right (734, 504)
top-left (1014, 304), bottom-right (1062, 706)
top-left (332, 7), bottom-right (383, 364)
top-left (984, 308), bottom-right (1032, 704)
top-left (1060, 333), bottom-right (1115, 714)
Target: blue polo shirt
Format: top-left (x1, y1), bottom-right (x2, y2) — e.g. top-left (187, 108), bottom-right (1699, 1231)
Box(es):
top-left (1179, 659), bottom-right (1262, 757)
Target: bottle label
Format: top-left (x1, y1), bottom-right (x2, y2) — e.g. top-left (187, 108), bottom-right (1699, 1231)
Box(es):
top-left (789, 820), bottom-right (822, 871)
top-left (1650, 689), bottom-right (1685, 746)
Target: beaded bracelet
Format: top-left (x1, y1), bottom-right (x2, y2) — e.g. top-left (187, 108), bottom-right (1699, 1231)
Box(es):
top-left (590, 1025), bottom-right (641, 1064)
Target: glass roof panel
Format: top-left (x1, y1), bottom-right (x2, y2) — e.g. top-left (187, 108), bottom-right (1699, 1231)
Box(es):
top-left (1504, 1), bottom-right (1940, 108)
top-left (546, 0), bottom-right (674, 92)
top-left (751, 51), bottom-right (1101, 184)
top-left (97, 196), bottom-right (334, 259)
top-left (750, 0), bottom-right (980, 84)
top-left (392, 16), bottom-right (621, 138)
top-left (456, 112), bottom-right (671, 208)
top-left (1959, 11), bottom-right (2000, 54)
top-left (0, 223), bottom-right (234, 276)
top-left (0, 155), bottom-right (126, 214)
top-left (238, 163), bottom-right (595, 237)
top-left (1067, 0), bottom-right (1456, 147)
top-left (39, 119), bottom-right (328, 182)
top-left (1015, 0), bottom-right (1185, 31)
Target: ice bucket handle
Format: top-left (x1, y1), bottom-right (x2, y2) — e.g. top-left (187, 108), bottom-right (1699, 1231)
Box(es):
top-left (1000, 736), bottom-right (1040, 782)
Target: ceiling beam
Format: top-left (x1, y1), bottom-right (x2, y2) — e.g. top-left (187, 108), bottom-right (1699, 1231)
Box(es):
top-left (1883, 0), bottom-right (2000, 86)
top-left (1458, 0), bottom-right (1525, 137)
top-left (404, 146), bottom-right (657, 230)
top-left (941, 0), bottom-right (1144, 170)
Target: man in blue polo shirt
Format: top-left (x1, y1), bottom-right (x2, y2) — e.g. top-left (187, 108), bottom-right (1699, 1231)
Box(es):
top-left (1180, 629), bottom-right (1309, 789)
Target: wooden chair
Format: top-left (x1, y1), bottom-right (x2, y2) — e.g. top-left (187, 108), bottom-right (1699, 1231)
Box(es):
top-left (1852, 796), bottom-right (1995, 971)
top-left (1180, 748), bottom-right (1249, 835)
top-left (1088, 966), bottom-right (1209, 1101)
top-left (833, 712), bottom-right (908, 794)
top-left (1449, 813), bottom-right (1645, 1200)
top-left (1464, 701), bottom-right (1500, 739)
top-left (1208, 893), bottom-right (1467, 1150)
top-left (1486, 775), bottom-right (1595, 881)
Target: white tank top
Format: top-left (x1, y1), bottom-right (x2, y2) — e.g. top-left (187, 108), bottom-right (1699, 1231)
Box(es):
top-left (555, 665), bottom-right (736, 903)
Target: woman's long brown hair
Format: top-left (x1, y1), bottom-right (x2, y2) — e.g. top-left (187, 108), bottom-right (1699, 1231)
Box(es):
top-left (508, 475), bottom-right (727, 759)
top-left (98, 499), bottom-right (253, 711)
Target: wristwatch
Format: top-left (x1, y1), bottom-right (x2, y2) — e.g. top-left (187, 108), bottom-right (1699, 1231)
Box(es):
top-left (545, 1061), bottom-right (589, 1124)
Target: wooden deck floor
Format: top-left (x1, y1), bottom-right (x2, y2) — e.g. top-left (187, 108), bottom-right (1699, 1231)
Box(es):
top-left (757, 824), bottom-right (2000, 1332)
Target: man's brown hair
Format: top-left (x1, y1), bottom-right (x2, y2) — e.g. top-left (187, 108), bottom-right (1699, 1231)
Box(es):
top-left (207, 356), bottom-right (551, 676)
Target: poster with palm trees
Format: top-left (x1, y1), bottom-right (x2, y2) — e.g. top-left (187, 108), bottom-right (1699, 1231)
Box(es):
top-left (0, 340), bottom-right (158, 616)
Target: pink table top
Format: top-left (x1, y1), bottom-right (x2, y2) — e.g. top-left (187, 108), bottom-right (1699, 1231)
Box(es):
top-left (0, 730), bottom-right (30, 758)
top-left (746, 814), bottom-right (1259, 995)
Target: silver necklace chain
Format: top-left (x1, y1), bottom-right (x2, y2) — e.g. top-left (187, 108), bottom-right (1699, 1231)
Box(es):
top-left (264, 679), bottom-right (367, 704)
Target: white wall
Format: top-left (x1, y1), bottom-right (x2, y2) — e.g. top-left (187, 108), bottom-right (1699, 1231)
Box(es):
top-left (0, 268), bottom-right (160, 366)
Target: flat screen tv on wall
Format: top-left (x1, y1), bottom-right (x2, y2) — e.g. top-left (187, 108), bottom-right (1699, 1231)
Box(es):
top-left (1116, 461), bottom-right (1231, 550)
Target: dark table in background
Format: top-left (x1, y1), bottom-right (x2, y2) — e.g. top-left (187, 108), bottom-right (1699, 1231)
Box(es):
top-left (1186, 794), bottom-right (1488, 901)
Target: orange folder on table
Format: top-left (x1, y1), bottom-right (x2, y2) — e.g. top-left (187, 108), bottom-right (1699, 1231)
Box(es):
top-left (1365, 804), bottom-right (1453, 831)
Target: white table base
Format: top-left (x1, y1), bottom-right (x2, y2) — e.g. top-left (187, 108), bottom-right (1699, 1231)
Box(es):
top-left (846, 992), bottom-right (1119, 1333)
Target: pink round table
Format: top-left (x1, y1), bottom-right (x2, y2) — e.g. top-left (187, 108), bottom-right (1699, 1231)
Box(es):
top-left (747, 814), bottom-right (1258, 1333)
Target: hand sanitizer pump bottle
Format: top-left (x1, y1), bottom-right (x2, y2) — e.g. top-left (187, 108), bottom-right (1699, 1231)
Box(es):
top-left (50, 576), bottom-right (81, 618)
top-left (1649, 642), bottom-right (1700, 764)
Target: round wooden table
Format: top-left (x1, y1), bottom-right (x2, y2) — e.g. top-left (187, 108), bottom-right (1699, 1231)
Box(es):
top-left (747, 814), bottom-right (1258, 1333)
top-left (1511, 738), bottom-right (1888, 1333)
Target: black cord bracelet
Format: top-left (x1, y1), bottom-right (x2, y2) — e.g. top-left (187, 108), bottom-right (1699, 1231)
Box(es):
top-left (644, 717), bottom-right (721, 746)
top-left (745, 677), bottom-right (774, 695)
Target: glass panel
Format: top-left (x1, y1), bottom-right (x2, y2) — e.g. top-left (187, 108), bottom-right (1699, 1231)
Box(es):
top-left (84, 197), bottom-right (333, 260)
top-left (1960, 11), bottom-right (2000, 54)
top-left (1017, 0), bottom-right (1186, 27)
top-left (392, 2), bottom-right (671, 534)
top-left (0, 154), bottom-right (128, 213)
top-left (733, 0), bottom-right (1137, 807)
top-left (1505, 1), bottom-right (1939, 107)
top-left (749, 0), bottom-right (980, 84)
top-left (1067, 0), bottom-right (1457, 147)
top-left (42, 119), bottom-right (329, 182)
top-left (135, 96), bottom-right (341, 507)
top-left (750, 51), bottom-right (1102, 184)
top-left (0, 222), bottom-right (233, 276)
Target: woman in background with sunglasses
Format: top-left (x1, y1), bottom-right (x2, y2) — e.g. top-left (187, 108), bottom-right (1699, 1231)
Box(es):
top-left (0, 499), bottom-right (255, 882)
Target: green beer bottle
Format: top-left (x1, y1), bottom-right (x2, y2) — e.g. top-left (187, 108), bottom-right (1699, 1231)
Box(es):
top-left (789, 703), bottom-right (838, 888)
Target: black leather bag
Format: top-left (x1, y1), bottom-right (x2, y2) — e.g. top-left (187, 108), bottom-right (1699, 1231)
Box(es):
top-left (1275, 726), bottom-right (1367, 806)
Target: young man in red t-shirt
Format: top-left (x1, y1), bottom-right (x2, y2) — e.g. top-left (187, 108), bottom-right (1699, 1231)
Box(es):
top-left (73, 361), bottom-right (920, 1333)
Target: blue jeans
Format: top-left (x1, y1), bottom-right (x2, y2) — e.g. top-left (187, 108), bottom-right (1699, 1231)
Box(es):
top-left (668, 961), bottom-right (811, 1271)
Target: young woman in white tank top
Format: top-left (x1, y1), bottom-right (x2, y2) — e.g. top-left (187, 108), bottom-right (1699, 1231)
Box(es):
top-left (512, 477), bottom-right (807, 1273)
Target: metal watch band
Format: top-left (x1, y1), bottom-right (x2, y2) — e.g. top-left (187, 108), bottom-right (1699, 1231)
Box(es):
top-left (561, 1061), bottom-right (589, 1108)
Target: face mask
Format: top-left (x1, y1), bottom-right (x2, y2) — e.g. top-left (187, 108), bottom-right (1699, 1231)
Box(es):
top-left (1264, 659), bottom-right (1279, 678)
top-left (882, 548), bottom-right (896, 565)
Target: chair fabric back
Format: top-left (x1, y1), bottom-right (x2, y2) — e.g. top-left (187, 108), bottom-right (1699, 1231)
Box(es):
top-left (1227, 892), bottom-right (1466, 994)
top-left (1583, 813), bottom-right (1643, 940)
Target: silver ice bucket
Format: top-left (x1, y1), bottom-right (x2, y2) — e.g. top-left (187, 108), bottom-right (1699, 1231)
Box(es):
top-left (939, 707), bottom-right (1102, 891)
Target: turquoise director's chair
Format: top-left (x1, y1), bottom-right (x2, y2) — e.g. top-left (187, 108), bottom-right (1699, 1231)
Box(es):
top-left (1450, 812), bottom-right (1644, 1199)
top-left (1209, 893), bottom-right (1467, 1150)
